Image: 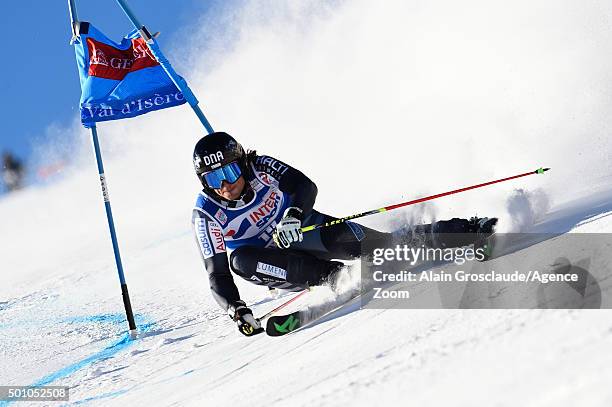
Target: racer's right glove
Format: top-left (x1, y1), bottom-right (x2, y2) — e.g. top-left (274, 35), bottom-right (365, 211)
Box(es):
top-left (228, 300), bottom-right (264, 337)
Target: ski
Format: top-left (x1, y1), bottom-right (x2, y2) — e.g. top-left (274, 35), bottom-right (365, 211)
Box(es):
top-left (265, 288), bottom-right (363, 337)
top-left (474, 217), bottom-right (498, 262)
top-left (256, 289), bottom-right (309, 321)
top-left (475, 232), bottom-right (496, 261)
top-left (266, 311), bottom-right (302, 336)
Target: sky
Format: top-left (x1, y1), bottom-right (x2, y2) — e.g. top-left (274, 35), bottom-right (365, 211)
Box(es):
top-left (0, 0), bottom-right (211, 167)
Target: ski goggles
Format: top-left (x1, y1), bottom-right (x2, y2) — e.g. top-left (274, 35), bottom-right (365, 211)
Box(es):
top-left (202, 161), bottom-right (242, 189)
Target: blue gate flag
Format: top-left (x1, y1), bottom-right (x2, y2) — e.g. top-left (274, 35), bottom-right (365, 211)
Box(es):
top-left (74, 22), bottom-right (186, 127)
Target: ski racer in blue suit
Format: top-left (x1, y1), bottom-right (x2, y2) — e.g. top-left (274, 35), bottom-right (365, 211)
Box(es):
top-left (192, 132), bottom-right (496, 336)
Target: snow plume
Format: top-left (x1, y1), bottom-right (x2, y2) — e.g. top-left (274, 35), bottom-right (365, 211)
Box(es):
top-left (32, 0), bottom-right (612, 228)
top-left (179, 0), bottom-right (611, 227)
top-left (504, 188), bottom-right (551, 232)
top-left (29, 119), bottom-right (89, 182)
top-left (385, 202), bottom-right (439, 233)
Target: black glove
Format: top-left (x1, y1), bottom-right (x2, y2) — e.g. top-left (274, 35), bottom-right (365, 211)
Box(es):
top-left (228, 301), bottom-right (264, 337)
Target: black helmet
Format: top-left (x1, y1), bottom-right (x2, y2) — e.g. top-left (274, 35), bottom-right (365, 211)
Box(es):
top-left (193, 132), bottom-right (247, 190)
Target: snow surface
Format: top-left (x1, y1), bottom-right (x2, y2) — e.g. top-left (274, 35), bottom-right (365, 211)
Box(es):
top-left (2, 1), bottom-right (612, 405)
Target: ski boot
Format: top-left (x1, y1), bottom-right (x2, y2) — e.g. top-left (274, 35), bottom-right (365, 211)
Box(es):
top-left (321, 261), bottom-right (347, 293)
top-left (469, 217), bottom-right (498, 261)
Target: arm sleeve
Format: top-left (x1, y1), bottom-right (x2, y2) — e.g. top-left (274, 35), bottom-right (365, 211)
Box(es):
top-left (192, 209), bottom-right (240, 311)
top-left (255, 155), bottom-right (318, 217)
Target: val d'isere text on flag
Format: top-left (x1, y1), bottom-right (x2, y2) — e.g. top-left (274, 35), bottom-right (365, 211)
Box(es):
top-left (73, 22), bottom-right (186, 127)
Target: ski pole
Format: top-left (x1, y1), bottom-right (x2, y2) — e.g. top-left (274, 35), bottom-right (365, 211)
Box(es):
top-left (257, 289), bottom-right (310, 320)
top-left (301, 167), bottom-right (550, 233)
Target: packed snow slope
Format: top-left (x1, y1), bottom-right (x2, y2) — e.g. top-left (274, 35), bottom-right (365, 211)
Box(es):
top-left (2, 0), bottom-right (612, 405)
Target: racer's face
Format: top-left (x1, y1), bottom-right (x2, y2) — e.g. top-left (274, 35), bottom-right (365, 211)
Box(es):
top-left (215, 176), bottom-right (245, 200)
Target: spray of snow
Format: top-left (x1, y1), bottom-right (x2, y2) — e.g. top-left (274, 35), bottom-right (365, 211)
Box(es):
top-left (2, 1), bottom-right (612, 404)
top-left (504, 188), bottom-right (551, 232)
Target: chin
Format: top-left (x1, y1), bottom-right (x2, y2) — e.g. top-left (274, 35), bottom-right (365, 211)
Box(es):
top-left (220, 191), bottom-right (238, 200)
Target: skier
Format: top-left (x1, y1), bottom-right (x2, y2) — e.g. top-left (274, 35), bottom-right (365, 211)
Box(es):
top-left (192, 132), bottom-right (496, 336)
top-left (2, 152), bottom-right (25, 192)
